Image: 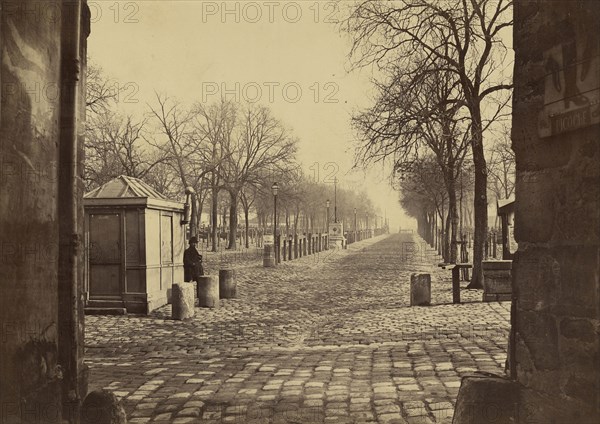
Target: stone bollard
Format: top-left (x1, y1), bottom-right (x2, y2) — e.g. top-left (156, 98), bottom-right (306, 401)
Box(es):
top-left (453, 374), bottom-right (518, 423)
top-left (197, 276), bottom-right (219, 308)
top-left (482, 260), bottom-right (512, 302)
top-left (263, 244), bottom-right (275, 267)
top-left (219, 269), bottom-right (236, 299)
top-left (172, 282), bottom-right (195, 320)
top-left (410, 273), bottom-right (431, 306)
top-left (81, 389), bottom-right (127, 424)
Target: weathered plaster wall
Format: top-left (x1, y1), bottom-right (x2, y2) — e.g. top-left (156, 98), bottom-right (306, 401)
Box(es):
top-left (512, 0), bottom-right (600, 422)
top-left (1, 1), bottom-right (64, 422)
top-left (1, 1), bottom-right (88, 422)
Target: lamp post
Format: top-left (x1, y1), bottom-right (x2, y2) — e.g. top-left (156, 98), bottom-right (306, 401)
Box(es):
top-left (333, 177), bottom-right (338, 223)
top-left (272, 182), bottom-right (279, 264)
top-left (326, 199), bottom-right (330, 232)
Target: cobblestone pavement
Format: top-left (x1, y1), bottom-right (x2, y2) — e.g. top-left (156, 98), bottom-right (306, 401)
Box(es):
top-left (85, 233), bottom-right (511, 424)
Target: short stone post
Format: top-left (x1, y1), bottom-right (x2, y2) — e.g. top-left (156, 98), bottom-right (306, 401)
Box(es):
top-left (172, 282), bottom-right (195, 320)
top-left (81, 389), bottom-right (127, 424)
top-left (219, 269), bottom-right (236, 299)
top-left (197, 276), bottom-right (219, 308)
top-left (288, 236), bottom-right (293, 260)
top-left (303, 236), bottom-right (307, 256)
top-left (308, 233), bottom-right (312, 254)
top-left (410, 273), bottom-right (431, 306)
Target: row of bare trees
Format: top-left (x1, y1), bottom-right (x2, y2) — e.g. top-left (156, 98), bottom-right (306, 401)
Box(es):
top-left (344, 0), bottom-right (514, 288)
top-left (84, 63), bottom-right (381, 251)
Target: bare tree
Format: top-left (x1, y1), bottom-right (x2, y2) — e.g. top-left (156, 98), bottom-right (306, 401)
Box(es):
top-left (85, 61), bottom-right (118, 116)
top-left (221, 105), bottom-right (298, 249)
top-left (487, 127), bottom-right (515, 201)
top-left (148, 93), bottom-right (218, 236)
top-left (85, 111), bottom-right (167, 190)
top-left (354, 66), bottom-right (471, 262)
top-left (192, 99), bottom-right (237, 251)
top-left (344, 0), bottom-right (513, 287)
top-left (398, 156), bottom-right (448, 246)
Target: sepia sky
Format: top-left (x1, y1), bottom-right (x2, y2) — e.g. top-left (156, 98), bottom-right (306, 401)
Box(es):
top-left (87, 1), bottom-right (415, 229)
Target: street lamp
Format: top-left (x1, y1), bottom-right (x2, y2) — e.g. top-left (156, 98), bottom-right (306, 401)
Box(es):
top-left (333, 177), bottom-right (338, 223)
top-left (326, 199), bottom-right (330, 232)
top-left (272, 182), bottom-right (279, 263)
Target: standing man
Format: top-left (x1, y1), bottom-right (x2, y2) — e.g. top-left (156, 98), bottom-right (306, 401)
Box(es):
top-left (184, 237), bottom-right (204, 282)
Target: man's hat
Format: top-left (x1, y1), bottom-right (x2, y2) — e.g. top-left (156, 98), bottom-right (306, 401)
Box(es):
top-left (189, 237), bottom-right (198, 244)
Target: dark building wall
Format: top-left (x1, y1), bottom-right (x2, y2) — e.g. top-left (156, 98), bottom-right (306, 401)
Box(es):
top-left (1, 1), bottom-right (88, 422)
top-left (512, 0), bottom-right (600, 421)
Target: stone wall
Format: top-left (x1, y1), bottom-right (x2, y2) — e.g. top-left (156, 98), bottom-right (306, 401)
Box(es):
top-left (1, 1), bottom-right (89, 422)
top-left (512, 0), bottom-right (600, 422)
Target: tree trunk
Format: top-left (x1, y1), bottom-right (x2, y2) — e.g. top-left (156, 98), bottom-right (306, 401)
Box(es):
top-left (468, 105), bottom-right (487, 289)
top-left (244, 206), bottom-right (249, 249)
top-left (444, 208), bottom-right (452, 262)
top-left (190, 194), bottom-right (198, 239)
top-left (211, 184), bottom-right (218, 252)
top-left (446, 169), bottom-right (459, 263)
top-left (294, 210), bottom-right (299, 233)
top-left (228, 190), bottom-right (239, 249)
top-left (428, 211), bottom-right (435, 246)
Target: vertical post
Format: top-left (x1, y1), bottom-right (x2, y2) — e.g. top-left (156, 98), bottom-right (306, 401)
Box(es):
top-left (334, 177), bottom-right (338, 223)
top-left (452, 266), bottom-right (461, 304)
top-left (274, 190), bottom-right (278, 264)
top-left (283, 239), bottom-right (287, 261)
top-left (294, 233), bottom-right (298, 259)
top-left (326, 199), bottom-right (330, 233)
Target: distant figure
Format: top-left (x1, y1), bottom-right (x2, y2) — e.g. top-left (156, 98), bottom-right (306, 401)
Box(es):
top-left (184, 237), bottom-right (204, 282)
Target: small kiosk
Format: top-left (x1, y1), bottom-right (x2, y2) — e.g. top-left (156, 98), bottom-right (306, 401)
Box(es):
top-left (84, 176), bottom-right (186, 314)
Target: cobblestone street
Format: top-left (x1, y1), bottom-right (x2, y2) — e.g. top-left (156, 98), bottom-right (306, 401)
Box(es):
top-left (85, 233), bottom-right (511, 424)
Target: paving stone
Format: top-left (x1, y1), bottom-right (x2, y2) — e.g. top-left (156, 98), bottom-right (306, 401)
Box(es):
top-left (84, 234), bottom-right (510, 424)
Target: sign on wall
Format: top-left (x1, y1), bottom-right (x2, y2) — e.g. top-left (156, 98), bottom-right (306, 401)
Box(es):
top-left (538, 23), bottom-right (599, 137)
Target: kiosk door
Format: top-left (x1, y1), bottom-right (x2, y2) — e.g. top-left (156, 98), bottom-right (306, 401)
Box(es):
top-left (89, 213), bottom-right (122, 297)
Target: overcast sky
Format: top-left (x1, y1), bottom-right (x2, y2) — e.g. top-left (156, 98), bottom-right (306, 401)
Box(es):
top-left (88, 1), bottom-right (415, 230)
